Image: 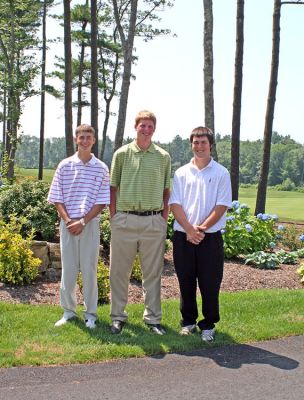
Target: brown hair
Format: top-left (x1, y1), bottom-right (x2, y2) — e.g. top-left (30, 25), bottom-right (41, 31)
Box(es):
top-left (75, 124), bottom-right (95, 137)
top-left (134, 110), bottom-right (157, 128)
top-left (190, 126), bottom-right (214, 145)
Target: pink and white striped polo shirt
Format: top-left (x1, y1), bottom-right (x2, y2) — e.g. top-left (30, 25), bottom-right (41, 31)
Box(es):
top-left (47, 153), bottom-right (110, 219)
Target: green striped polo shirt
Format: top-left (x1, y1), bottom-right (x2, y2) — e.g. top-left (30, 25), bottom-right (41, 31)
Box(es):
top-left (110, 140), bottom-right (171, 211)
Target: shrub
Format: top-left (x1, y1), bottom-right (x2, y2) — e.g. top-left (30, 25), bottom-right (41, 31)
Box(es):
top-left (276, 250), bottom-right (298, 265)
top-left (278, 224), bottom-right (304, 251)
top-left (296, 248), bottom-right (304, 258)
top-left (100, 208), bottom-right (111, 249)
top-left (222, 201), bottom-right (277, 259)
top-left (0, 217), bottom-right (41, 285)
top-left (167, 212), bottom-right (174, 240)
top-left (276, 178), bottom-right (296, 192)
top-left (78, 259), bottom-right (110, 304)
top-left (131, 254), bottom-right (142, 282)
top-left (245, 251), bottom-right (280, 269)
top-left (297, 263), bottom-right (304, 283)
top-left (0, 180), bottom-right (58, 241)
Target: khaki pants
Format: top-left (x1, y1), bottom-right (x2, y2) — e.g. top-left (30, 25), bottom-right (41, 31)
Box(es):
top-left (59, 219), bottom-right (100, 321)
top-left (110, 212), bottom-right (167, 324)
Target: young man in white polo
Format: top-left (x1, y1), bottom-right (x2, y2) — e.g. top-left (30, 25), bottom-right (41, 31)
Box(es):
top-left (169, 127), bottom-right (232, 342)
top-left (48, 124), bottom-right (110, 329)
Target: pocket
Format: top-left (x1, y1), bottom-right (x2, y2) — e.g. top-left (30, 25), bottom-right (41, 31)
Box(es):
top-left (110, 212), bottom-right (127, 228)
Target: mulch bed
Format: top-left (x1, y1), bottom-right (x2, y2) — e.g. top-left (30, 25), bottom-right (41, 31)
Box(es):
top-left (0, 252), bottom-right (302, 305)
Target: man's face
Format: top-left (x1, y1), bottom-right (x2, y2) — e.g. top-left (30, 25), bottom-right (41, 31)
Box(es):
top-left (135, 119), bottom-right (155, 139)
top-left (191, 135), bottom-right (212, 159)
top-left (74, 131), bottom-right (96, 152)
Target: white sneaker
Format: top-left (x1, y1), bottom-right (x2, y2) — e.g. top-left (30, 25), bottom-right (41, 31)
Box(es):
top-left (201, 328), bottom-right (215, 342)
top-left (180, 324), bottom-right (197, 336)
top-left (54, 317), bottom-right (69, 327)
top-left (85, 319), bottom-right (96, 329)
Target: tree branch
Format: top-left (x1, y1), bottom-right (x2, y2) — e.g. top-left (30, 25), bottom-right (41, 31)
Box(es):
top-left (281, 1), bottom-right (304, 4)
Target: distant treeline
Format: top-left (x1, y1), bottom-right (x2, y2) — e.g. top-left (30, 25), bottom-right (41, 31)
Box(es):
top-left (14, 132), bottom-right (304, 188)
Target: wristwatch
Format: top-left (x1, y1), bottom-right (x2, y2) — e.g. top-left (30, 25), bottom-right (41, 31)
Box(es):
top-left (80, 217), bottom-right (86, 226)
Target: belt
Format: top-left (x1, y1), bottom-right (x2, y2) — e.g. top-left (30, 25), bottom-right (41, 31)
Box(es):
top-left (122, 210), bottom-right (162, 216)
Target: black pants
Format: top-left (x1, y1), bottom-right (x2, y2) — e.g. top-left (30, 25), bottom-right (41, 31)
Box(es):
top-left (172, 230), bottom-right (224, 330)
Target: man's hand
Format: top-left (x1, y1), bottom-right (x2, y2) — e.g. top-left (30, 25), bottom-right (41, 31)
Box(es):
top-left (66, 219), bottom-right (84, 235)
top-left (186, 225), bottom-right (205, 245)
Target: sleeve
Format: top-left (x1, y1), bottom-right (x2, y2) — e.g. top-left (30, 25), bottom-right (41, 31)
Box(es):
top-left (216, 169), bottom-right (232, 208)
top-left (47, 164), bottom-right (63, 204)
top-left (110, 150), bottom-right (123, 188)
top-left (168, 171), bottom-right (183, 206)
top-left (95, 164), bottom-right (110, 205)
top-left (164, 153), bottom-right (172, 189)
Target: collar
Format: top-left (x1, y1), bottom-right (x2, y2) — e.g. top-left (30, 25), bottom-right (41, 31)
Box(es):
top-left (71, 152), bottom-right (97, 165)
top-left (190, 157), bottom-right (214, 171)
top-left (130, 140), bottom-right (155, 153)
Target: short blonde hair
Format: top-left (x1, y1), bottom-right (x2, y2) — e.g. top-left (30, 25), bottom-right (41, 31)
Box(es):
top-left (75, 124), bottom-right (95, 137)
top-left (134, 110), bottom-right (156, 128)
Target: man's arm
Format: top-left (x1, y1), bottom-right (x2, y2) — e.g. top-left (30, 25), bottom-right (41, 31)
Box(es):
top-left (198, 205), bottom-right (228, 232)
top-left (109, 186), bottom-right (117, 218)
top-left (54, 203), bottom-right (71, 225)
top-left (170, 203), bottom-right (204, 244)
top-left (162, 188), bottom-right (170, 221)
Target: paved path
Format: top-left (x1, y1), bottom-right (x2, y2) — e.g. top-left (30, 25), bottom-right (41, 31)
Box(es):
top-left (1, 335), bottom-right (303, 400)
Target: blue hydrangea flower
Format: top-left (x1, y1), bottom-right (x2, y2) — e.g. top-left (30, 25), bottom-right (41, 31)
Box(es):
top-left (245, 224), bottom-right (253, 233)
top-left (262, 214), bottom-right (270, 221)
top-left (231, 200), bottom-right (240, 209)
top-left (221, 229), bottom-right (226, 234)
top-left (277, 225), bottom-right (285, 231)
top-left (269, 242), bottom-right (276, 248)
top-left (227, 215), bottom-right (235, 221)
top-left (240, 203), bottom-right (249, 209)
top-left (256, 213), bottom-right (263, 220)
top-left (299, 234), bottom-right (304, 242)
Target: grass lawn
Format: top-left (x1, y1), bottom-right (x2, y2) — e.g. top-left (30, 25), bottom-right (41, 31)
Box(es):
top-left (239, 187), bottom-right (304, 222)
top-left (0, 289), bottom-right (303, 368)
top-left (16, 168), bottom-right (55, 184)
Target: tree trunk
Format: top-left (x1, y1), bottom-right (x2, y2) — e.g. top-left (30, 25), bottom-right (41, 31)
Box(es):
top-left (76, 2), bottom-right (89, 127)
top-left (113, 0), bottom-right (138, 152)
top-left (91, 0), bottom-right (99, 157)
top-left (63, 0), bottom-right (74, 157)
top-left (230, 0), bottom-right (244, 201)
top-left (255, 0), bottom-right (281, 215)
top-left (38, 0), bottom-right (47, 180)
top-left (203, 0), bottom-right (217, 160)
top-left (2, 83), bottom-right (6, 152)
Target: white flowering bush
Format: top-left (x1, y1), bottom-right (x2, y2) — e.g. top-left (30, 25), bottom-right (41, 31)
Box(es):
top-left (222, 201), bottom-right (278, 259)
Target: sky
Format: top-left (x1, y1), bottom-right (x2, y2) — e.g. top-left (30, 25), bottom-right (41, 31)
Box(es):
top-left (18, 0), bottom-right (304, 145)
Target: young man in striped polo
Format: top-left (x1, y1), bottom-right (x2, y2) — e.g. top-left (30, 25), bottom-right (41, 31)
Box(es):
top-left (109, 110), bottom-right (171, 335)
top-left (169, 127), bottom-right (232, 342)
top-left (48, 124), bottom-right (110, 329)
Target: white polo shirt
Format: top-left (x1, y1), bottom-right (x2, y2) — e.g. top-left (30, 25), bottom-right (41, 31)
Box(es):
top-left (48, 153), bottom-right (110, 219)
top-left (169, 158), bottom-right (232, 233)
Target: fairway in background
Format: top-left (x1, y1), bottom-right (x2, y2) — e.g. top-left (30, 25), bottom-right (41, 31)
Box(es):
top-left (239, 187), bottom-right (304, 222)
top-left (16, 168), bottom-right (55, 183)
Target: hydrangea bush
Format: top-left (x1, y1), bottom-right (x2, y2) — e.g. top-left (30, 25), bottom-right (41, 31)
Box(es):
top-left (222, 201), bottom-right (278, 259)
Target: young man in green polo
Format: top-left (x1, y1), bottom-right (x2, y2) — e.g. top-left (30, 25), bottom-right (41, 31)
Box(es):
top-left (109, 110), bottom-right (171, 335)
